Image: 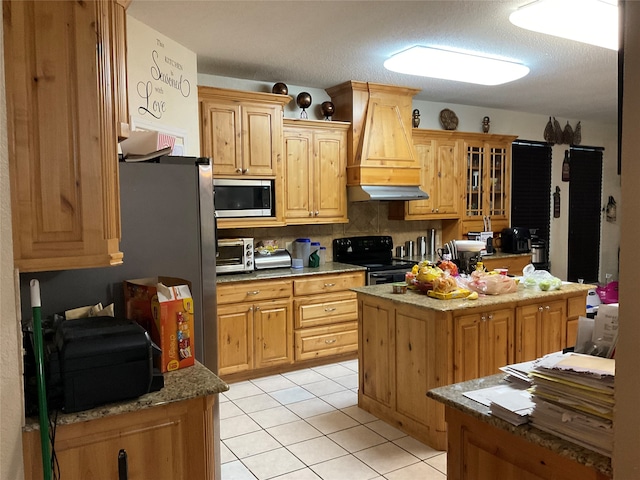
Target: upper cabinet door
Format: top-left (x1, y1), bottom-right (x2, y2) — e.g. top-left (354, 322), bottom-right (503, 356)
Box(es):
top-left (4, 0), bottom-right (125, 272)
top-left (198, 86), bottom-right (291, 178)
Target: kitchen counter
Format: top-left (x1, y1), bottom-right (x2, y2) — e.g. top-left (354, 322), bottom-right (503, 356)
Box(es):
top-left (24, 361), bottom-right (228, 431)
top-left (355, 280), bottom-right (590, 450)
top-left (217, 261), bottom-right (365, 283)
top-left (428, 374), bottom-right (612, 479)
top-left (353, 281), bottom-right (593, 312)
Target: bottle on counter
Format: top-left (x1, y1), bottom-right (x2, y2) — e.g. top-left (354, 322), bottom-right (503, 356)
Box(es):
top-left (293, 238), bottom-right (311, 267)
top-left (319, 246), bottom-right (326, 265)
top-left (309, 242), bottom-right (321, 268)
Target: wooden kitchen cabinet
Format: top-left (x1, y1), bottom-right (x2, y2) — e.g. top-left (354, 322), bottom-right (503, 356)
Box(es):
top-left (480, 254), bottom-right (532, 276)
top-left (454, 307), bottom-right (514, 383)
top-left (23, 396), bottom-right (216, 480)
top-left (389, 130), bottom-right (462, 220)
top-left (198, 86), bottom-right (291, 177)
top-left (217, 280), bottom-right (293, 377)
top-left (461, 135), bottom-right (517, 235)
top-left (4, 0), bottom-right (129, 272)
top-left (516, 299), bottom-right (566, 362)
top-left (566, 294), bottom-right (587, 348)
top-left (283, 119), bottom-right (349, 224)
top-left (293, 271), bottom-right (364, 361)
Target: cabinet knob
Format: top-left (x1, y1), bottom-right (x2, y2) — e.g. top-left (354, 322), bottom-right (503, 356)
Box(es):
top-left (315, 211), bottom-right (319, 216)
top-left (324, 283), bottom-right (336, 288)
top-left (481, 315), bottom-right (486, 321)
top-left (247, 290), bottom-right (260, 295)
top-left (309, 212), bottom-right (313, 216)
top-left (538, 306), bottom-right (543, 312)
top-left (488, 314), bottom-right (493, 320)
top-left (242, 168), bottom-right (249, 174)
top-left (255, 306), bottom-right (260, 311)
top-left (325, 338), bottom-right (337, 344)
top-left (236, 168), bottom-right (242, 173)
top-left (118, 449), bottom-right (128, 480)
top-left (324, 307), bottom-right (337, 312)
top-left (545, 305), bottom-right (550, 310)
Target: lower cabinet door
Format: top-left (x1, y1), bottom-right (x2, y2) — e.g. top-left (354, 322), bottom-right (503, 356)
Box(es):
top-left (218, 303), bottom-right (253, 376)
top-left (23, 397), bottom-right (213, 480)
top-left (253, 298), bottom-right (293, 368)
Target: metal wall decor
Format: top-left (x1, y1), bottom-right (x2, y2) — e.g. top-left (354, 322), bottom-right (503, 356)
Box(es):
top-left (272, 82), bottom-right (288, 95)
top-left (412, 109), bottom-right (421, 128)
top-left (543, 117), bottom-right (582, 145)
top-left (296, 92), bottom-right (312, 119)
top-left (321, 101), bottom-right (335, 120)
top-left (482, 116), bottom-right (490, 133)
top-left (439, 108), bottom-right (458, 130)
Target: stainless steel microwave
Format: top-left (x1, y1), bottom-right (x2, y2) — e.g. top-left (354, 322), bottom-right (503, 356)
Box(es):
top-left (213, 178), bottom-right (274, 218)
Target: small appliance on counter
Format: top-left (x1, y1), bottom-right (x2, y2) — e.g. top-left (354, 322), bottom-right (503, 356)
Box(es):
top-left (500, 227), bottom-right (531, 254)
top-left (23, 316), bottom-right (162, 414)
top-left (216, 237), bottom-right (254, 274)
top-left (254, 249), bottom-right (292, 270)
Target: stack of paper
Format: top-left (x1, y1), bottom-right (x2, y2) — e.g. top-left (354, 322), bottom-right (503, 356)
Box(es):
top-left (528, 352), bottom-right (615, 456)
top-left (463, 382), bottom-right (534, 426)
top-left (499, 359), bottom-right (536, 386)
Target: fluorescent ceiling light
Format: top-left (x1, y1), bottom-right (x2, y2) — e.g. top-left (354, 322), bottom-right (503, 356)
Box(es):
top-left (509, 0), bottom-right (618, 50)
top-left (383, 46), bottom-right (530, 86)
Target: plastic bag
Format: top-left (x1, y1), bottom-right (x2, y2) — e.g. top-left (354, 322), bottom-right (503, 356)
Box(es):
top-left (521, 264), bottom-right (562, 291)
top-left (460, 271), bottom-right (518, 295)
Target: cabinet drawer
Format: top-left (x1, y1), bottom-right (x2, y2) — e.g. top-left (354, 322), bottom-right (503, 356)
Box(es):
top-left (293, 272), bottom-right (365, 296)
top-left (567, 294), bottom-right (587, 318)
top-left (217, 280), bottom-right (292, 305)
top-left (294, 322), bottom-right (358, 361)
top-left (294, 291), bottom-right (358, 328)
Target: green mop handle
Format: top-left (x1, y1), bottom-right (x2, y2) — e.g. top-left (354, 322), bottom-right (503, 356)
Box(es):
top-left (30, 279), bottom-right (52, 480)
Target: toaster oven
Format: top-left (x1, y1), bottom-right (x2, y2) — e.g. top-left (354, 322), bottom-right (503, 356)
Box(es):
top-left (216, 238), bottom-right (254, 274)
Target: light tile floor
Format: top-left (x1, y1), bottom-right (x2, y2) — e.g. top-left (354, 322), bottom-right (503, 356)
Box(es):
top-left (220, 360), bottom-right (447, 480)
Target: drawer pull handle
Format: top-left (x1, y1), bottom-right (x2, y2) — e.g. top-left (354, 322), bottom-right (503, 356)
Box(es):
top-left (325, 338), bottom-right (337, 344)
top-left (247, 290), bottom-right (260, 295)
top-left (324, 283), bottom-right (336, 288)
top-left (324, 307), bottom-right (337, 312)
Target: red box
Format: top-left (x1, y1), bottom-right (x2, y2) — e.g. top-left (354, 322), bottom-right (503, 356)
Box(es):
top-left (124, 277), bottom-right (195, 372)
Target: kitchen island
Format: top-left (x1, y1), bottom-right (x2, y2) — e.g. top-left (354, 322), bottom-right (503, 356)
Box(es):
top-left (353, 281), bottom-right (591, 450)
top-left (23, 362), bottom-right (228, 480)
top-left (428, 374), bottom-right (612, 479)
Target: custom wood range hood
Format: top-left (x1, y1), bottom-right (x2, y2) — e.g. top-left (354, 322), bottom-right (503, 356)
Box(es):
top-left (325, 81), bottom-right (428, 201)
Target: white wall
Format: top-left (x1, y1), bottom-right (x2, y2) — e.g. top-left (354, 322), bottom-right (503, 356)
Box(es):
top-left (127, 16), bottom-right (200, 156)
top-left (0, 6), bottom-right (25, 479)
top-left (199, 73), bottom-right (620, 282)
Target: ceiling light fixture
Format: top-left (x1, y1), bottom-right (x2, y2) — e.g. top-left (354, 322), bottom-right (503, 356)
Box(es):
top-left (383, 46), bottom-right (530, 86)
top-left (509, 0), bottom-right (618, 50)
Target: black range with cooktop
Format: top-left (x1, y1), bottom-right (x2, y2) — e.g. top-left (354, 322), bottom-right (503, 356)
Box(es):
top-left (333, 236), bottom-right (417, 285)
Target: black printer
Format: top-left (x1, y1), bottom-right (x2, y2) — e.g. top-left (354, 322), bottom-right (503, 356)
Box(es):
top-left (24, 316), bottom-right (163, 414)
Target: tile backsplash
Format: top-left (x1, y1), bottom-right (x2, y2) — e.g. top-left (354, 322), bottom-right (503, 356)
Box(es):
top-left (220, 201), bottom-right (443, 259)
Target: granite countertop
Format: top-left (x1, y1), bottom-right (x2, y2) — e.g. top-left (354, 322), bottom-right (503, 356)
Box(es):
top-left (352, 282), bottom-right (593, 312)
top-left (217, 261), bottom-right (366, 283)
top-left (428, 374), bottom-right (612, 477)
top-left (24, 361), bottom-right (228, 431)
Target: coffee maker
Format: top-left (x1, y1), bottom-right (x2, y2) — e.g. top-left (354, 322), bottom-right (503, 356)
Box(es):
top-left (500, 227), bottom-right (531, 254)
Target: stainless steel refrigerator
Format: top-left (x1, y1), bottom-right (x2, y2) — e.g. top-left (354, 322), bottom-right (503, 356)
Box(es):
top-left (20, 156), bottom-right (217, 371)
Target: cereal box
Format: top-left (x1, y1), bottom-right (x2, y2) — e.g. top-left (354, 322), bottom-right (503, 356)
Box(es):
top-left (124, 277), bottom-right (195, 372)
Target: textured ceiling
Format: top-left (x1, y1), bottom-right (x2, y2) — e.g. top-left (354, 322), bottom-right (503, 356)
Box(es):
top-left (127, 0), bottom-right (618, 124)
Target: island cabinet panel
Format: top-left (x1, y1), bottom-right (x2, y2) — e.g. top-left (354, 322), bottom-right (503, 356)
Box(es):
top-left (566, 294), bottom-right (587, 348)
top-left (516, 299), bottom-right (566, 362)
top-left (454, 308), bottom-right (514, 383)
top-left (23, 396), bottom-right (216, 480)
top-left (445, 407), bottom-right (611, 480)
top-left (359, 301), bottom-right (395, 406)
